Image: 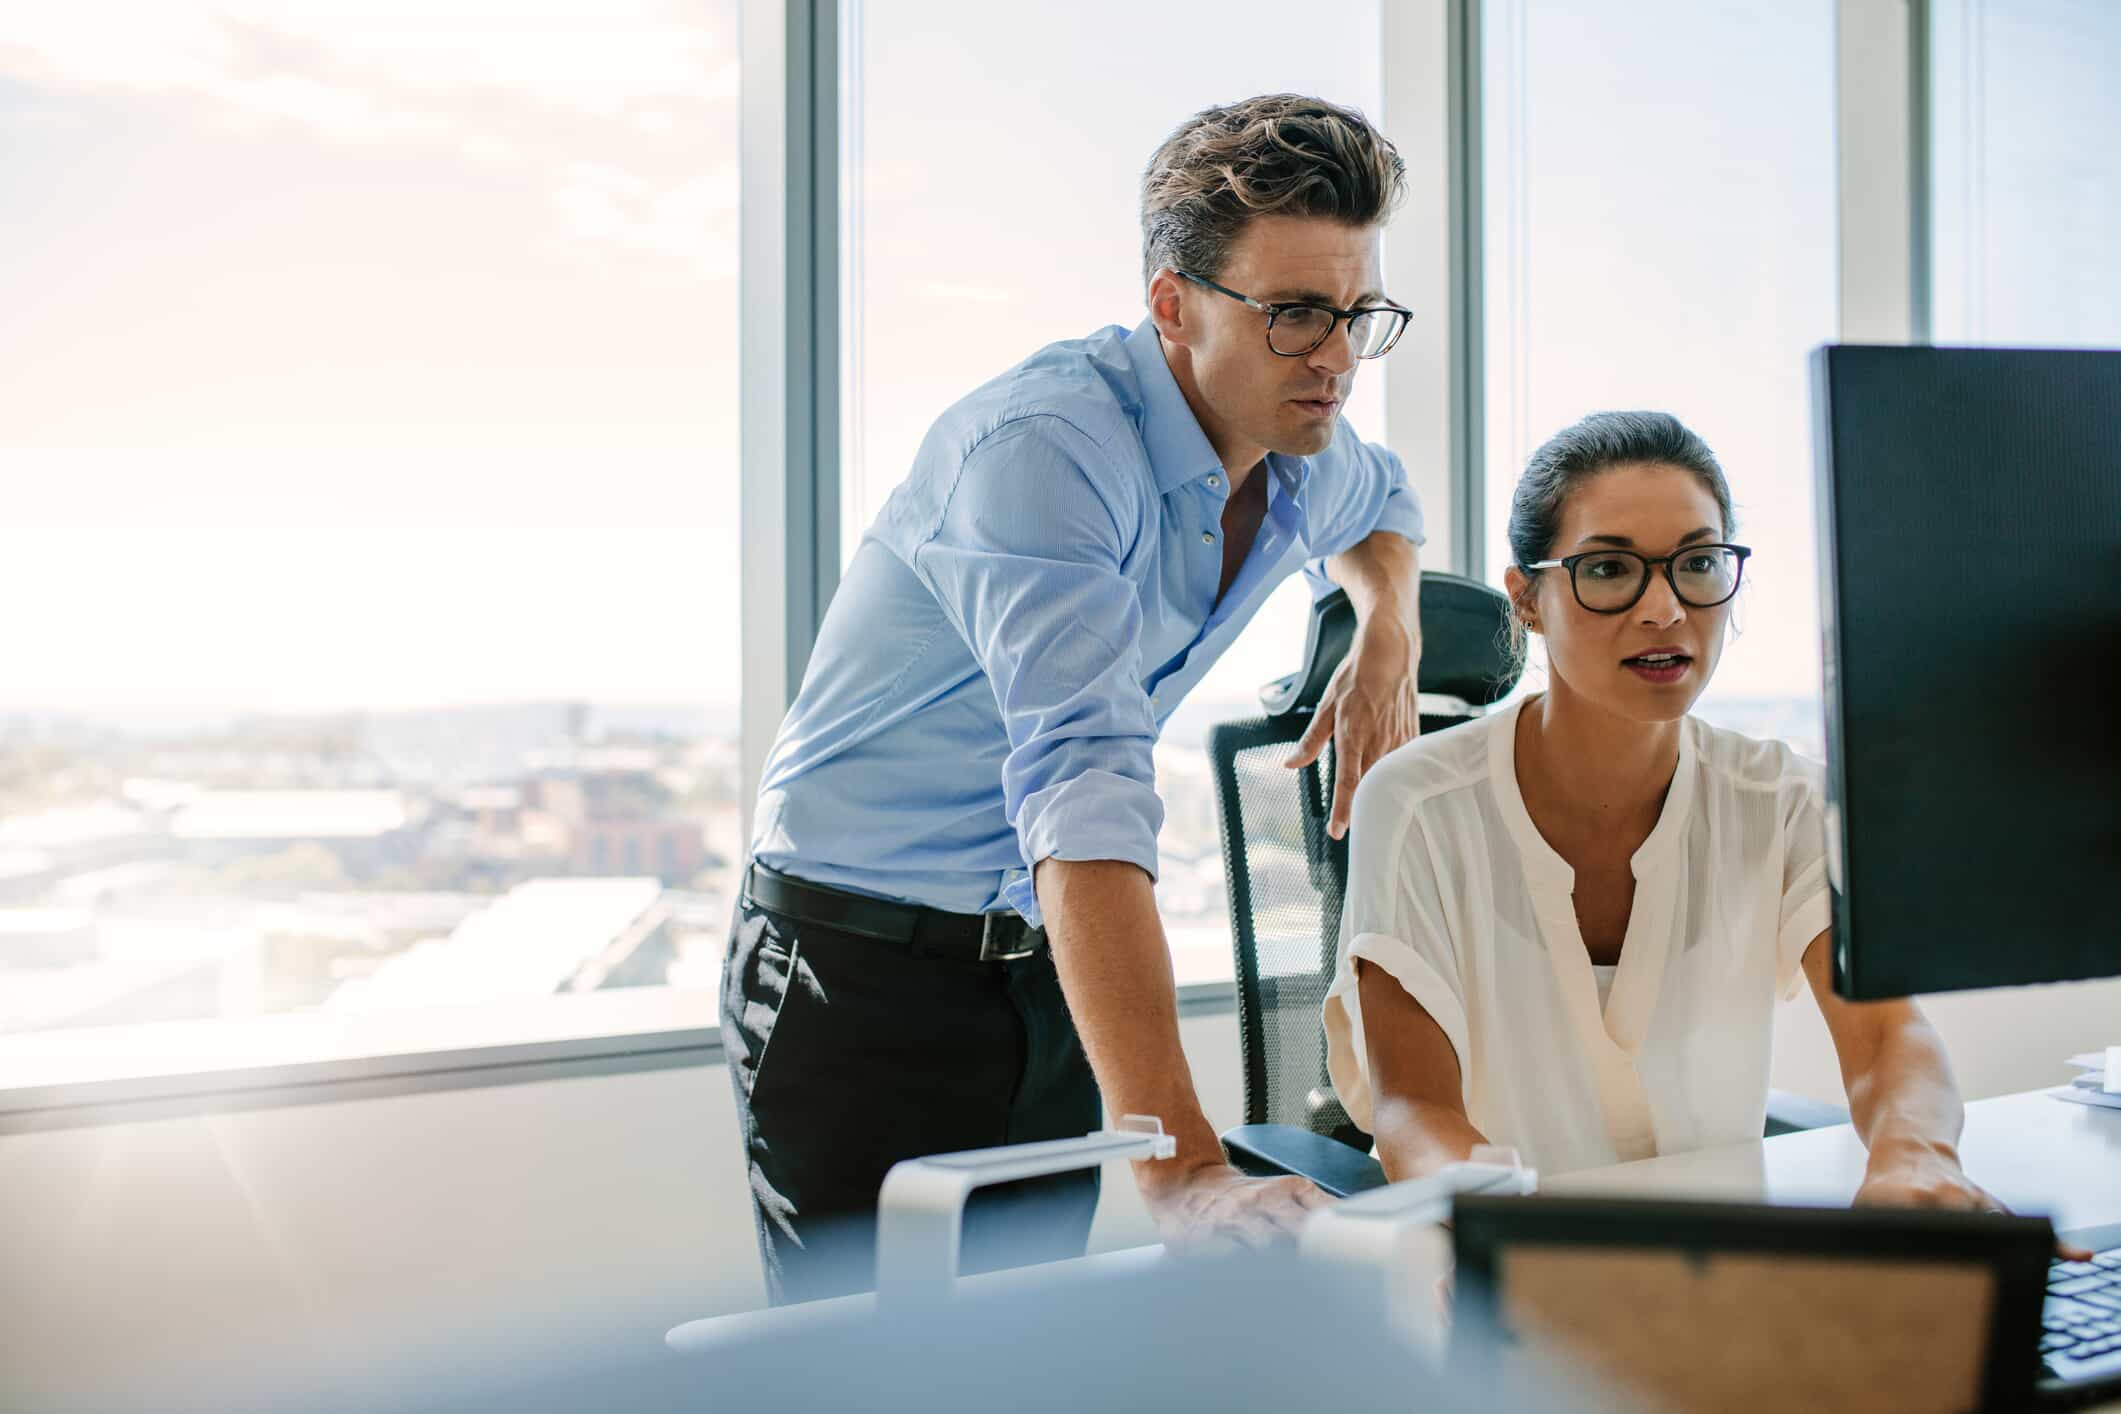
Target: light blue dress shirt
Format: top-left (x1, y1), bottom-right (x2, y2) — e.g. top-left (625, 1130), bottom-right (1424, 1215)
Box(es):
top-left (751, 319), bottom-right (1424, 928)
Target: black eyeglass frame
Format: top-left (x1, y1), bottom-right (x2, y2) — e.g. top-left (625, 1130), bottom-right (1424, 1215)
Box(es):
top-left (1173, 269), bottom-right (1412, 359)
top-left (1520, 543), bottom-right (1753, 614)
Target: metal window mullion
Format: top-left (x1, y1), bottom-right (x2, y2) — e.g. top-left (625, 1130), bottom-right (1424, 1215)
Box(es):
top-left (1451, 0), bottom-right (1484, 580)
top-left (1382, 0), bottom-right (1482, 580)
top-left (739, 0), bottom-right (841, 834)
top-left (804, 1), bottom-right (841, 638)
top-left (1906, 0), bottom-right (1932, 343)
top-left (1836, 0), bottom-right (1932, 345)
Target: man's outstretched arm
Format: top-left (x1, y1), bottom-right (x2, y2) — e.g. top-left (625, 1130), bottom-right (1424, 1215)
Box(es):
top-left (1036, 857), bottom-right (1330, 1248)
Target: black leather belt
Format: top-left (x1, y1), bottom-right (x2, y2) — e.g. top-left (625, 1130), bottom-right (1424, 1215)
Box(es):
top-left (742, 862), bottom-right (1048, 963)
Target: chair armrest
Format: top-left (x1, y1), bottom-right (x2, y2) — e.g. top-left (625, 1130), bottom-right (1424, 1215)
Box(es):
top-left (1764, 1088), bottom-right (1851, 1137)
top-left (1221, 1123), bottom-right (1388, 1197)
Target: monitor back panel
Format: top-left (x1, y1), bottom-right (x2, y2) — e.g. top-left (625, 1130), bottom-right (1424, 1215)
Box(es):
top-left (1812, 344), bottom-right (2121, 998)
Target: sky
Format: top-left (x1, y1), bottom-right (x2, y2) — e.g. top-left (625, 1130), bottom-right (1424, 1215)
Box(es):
top-left (0, 0), bottom-right (2112, 719)
top-left (0, 0), bottom-right (743, 712)
top-left (1480, 0), bottom-right (1837, 709)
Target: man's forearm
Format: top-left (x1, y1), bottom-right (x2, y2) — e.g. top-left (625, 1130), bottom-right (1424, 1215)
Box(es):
top-left (1034, 857), bottom-right (1222, 1187)
top-left (1324, 530), bottom-right (1421, 638)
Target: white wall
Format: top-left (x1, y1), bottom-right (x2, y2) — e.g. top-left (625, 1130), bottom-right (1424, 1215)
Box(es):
top-left (1769, 974), bottom-right (2121, 1106)
top-left (0, 1010), bottom-right (1239, 1414)
top-left (3, 980), bottom-right (2112, 1412)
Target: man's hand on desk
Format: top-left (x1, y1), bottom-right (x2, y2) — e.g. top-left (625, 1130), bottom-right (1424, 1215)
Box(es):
top-left (1140, 1161), bottom-right (1332, 1252)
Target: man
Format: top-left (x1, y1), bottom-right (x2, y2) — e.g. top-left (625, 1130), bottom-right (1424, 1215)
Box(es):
top-left (725, 93), bottom-right (1427, 1304)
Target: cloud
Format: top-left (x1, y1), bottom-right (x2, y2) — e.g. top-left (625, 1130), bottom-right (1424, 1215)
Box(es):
top-left (0, 0), bottom-right (739, 272)
top-left (913, 281), bottom-right (1016, 305)
top-left (551, 163), bottom-right (740, 276)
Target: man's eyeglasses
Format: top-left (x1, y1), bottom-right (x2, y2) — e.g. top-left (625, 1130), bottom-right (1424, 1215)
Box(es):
top-left (1520, 544), bottom-right (1752, 614)
top-left (1174, 269), bottom-right (1411, 359)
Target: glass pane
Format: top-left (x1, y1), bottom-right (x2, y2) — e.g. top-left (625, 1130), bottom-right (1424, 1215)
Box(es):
top-left (1932, 0), bottom-right (2121, 345)
top-left (842, 1), bottom-right (1385, 978)
top-left (0, 4), bottom-right (742, 1041)
top-left (1481, 0), bottom-right (1836, 756)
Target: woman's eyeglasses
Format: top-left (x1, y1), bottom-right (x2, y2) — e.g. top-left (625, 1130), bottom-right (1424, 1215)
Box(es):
top-left (1520, 544), bottom-right (1752, 614)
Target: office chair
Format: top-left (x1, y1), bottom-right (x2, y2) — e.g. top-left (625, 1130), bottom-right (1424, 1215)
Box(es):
top-left (1208, 577), bottom-right (1850, 1197)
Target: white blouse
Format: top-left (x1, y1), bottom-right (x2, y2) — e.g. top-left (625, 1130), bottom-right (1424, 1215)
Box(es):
top-left (1322, 696), bottom-right (1833, 1177)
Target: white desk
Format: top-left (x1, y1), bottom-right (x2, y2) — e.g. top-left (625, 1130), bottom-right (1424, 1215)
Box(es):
top-left (671, 1087), bottom-right (2121, 1403)
top-left (1546, 1088), bottom-right (2121, 1236)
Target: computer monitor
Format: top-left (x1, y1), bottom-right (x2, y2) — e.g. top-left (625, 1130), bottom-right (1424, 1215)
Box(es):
top-left (1451, 1194), bottom-right (2057, 1411)
top-left (1811, 344), bottom-right (2121, 999)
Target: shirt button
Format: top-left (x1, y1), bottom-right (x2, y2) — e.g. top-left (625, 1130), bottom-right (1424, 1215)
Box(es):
top-left (1205, 475), bottom-right (1220, 489)
top-left (1201, 531), bottom-right (1215, 545)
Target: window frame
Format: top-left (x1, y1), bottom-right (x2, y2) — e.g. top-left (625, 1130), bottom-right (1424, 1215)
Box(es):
top-left (5, 0), bottom-right (1932, 1122)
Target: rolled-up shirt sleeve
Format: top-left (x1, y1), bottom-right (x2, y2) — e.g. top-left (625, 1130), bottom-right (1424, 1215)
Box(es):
top-left (905, 416), bottom-right (1163, 926)
top-left (1307, 430), bottom-right (1425, 560)
top-left (1322, 768), bottom-right (1467, 1135)
top-left (1298, 429), bottom-right (1425, 603)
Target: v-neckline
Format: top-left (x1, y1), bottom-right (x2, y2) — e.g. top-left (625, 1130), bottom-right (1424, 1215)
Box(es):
top-left (1487, 697), bottom-right (1699, 1160)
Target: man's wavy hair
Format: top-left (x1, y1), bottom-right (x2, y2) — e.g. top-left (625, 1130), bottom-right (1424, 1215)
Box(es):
top-left (1140, 93), bottom-right (1406, 292)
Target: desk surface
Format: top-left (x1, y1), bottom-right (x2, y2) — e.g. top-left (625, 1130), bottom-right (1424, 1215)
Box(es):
top-left (671, 1088), bottom-right (2121, 1397)
top-left (1547, 1088), bottom-right (2121, 1232)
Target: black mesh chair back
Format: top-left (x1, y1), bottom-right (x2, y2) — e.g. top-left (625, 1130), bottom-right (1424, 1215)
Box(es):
top-left (1210, 573), bottom-right (1520, 1154)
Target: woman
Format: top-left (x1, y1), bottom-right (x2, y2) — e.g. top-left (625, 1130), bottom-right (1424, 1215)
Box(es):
top-left (1321, 410), bottom-right (1999, 1209)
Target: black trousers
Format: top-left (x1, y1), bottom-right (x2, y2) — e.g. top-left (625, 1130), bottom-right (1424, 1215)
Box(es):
top-left (721, 893), bottom-right (1103, 1305)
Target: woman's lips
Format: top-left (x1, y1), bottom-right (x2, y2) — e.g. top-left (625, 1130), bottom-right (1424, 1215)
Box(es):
top-left (1622, 650), bottom-right (1693, 685)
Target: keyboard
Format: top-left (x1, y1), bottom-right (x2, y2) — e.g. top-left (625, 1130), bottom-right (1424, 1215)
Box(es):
top-left (2041, 1245), bottom-right (2121, 1386)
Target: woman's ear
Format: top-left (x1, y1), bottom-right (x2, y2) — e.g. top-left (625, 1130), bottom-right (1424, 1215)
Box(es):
top-left (1503, 565), bottom-right (1541, 636)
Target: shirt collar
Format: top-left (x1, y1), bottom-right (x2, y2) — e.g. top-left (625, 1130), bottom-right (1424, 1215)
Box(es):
top-left (1489, 696), bottom-right (1699, 892)
top-left (1263, 450), bottom-right (1312, 506)
top-left (1122, 318), bottom-right (1313, 502)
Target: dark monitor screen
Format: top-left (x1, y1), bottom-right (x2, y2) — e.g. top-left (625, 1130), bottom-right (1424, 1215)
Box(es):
top-left (1812, 344), bottom-right (2121, 1000)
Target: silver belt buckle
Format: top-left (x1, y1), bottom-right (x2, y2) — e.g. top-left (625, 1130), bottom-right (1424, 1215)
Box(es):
top-left (978, 914), bottom-right (1037, 963)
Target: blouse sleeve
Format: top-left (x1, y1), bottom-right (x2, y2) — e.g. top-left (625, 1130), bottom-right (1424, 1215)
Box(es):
top-left (1322, 764), bottom-right (1472, 1132)
top-left (1776, 759), bottom-right (1834, 1000)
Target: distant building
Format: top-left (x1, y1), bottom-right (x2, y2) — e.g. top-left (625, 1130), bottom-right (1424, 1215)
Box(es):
top-left (0, 916), bottom-right (263, 1032)
top-left (169, 789), bottom-right (422, 877)
top-left (0, 907), bottom-right (96, 967)
top-left (0, 801), bottom-right (165, 880)
top-left (325, 876), bottom-right (672, 1010)
top-left (473, 772), bottom-right (705, 886)
top-left (0, 849), bottom-right (58, 906)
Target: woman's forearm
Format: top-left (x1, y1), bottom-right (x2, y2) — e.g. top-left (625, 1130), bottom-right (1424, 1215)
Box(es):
top-left (1369, 1095), bottom-right (1492, 1184)
top-left (1846, 1011), bottom-right (1966, 1162)
top-left (1354, 959), bottom-right (1488, 1183)
top-left (1803, 935), bottom-right (1969, 1168)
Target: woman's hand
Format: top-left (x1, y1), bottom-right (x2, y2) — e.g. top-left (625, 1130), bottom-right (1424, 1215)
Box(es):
top-left (1855, 1138), bottom-right (2093, 1258)
top-left (1853, 1137), bottom-right (2000, 1212)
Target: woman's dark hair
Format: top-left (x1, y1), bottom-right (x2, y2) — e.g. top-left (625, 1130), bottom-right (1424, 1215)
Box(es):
top-left (1502, 410), bottom-right (1736, 672)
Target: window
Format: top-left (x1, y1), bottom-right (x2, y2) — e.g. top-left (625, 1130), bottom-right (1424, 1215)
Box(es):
top-left (1480, 0), bottom-right (1837, 757)
top-left (0, 4), bottom-right (742, 1066)
top-left (840, 0), bottom-right (1386, 979)
top-left (1932, 0), bottom-right (2121, 345)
